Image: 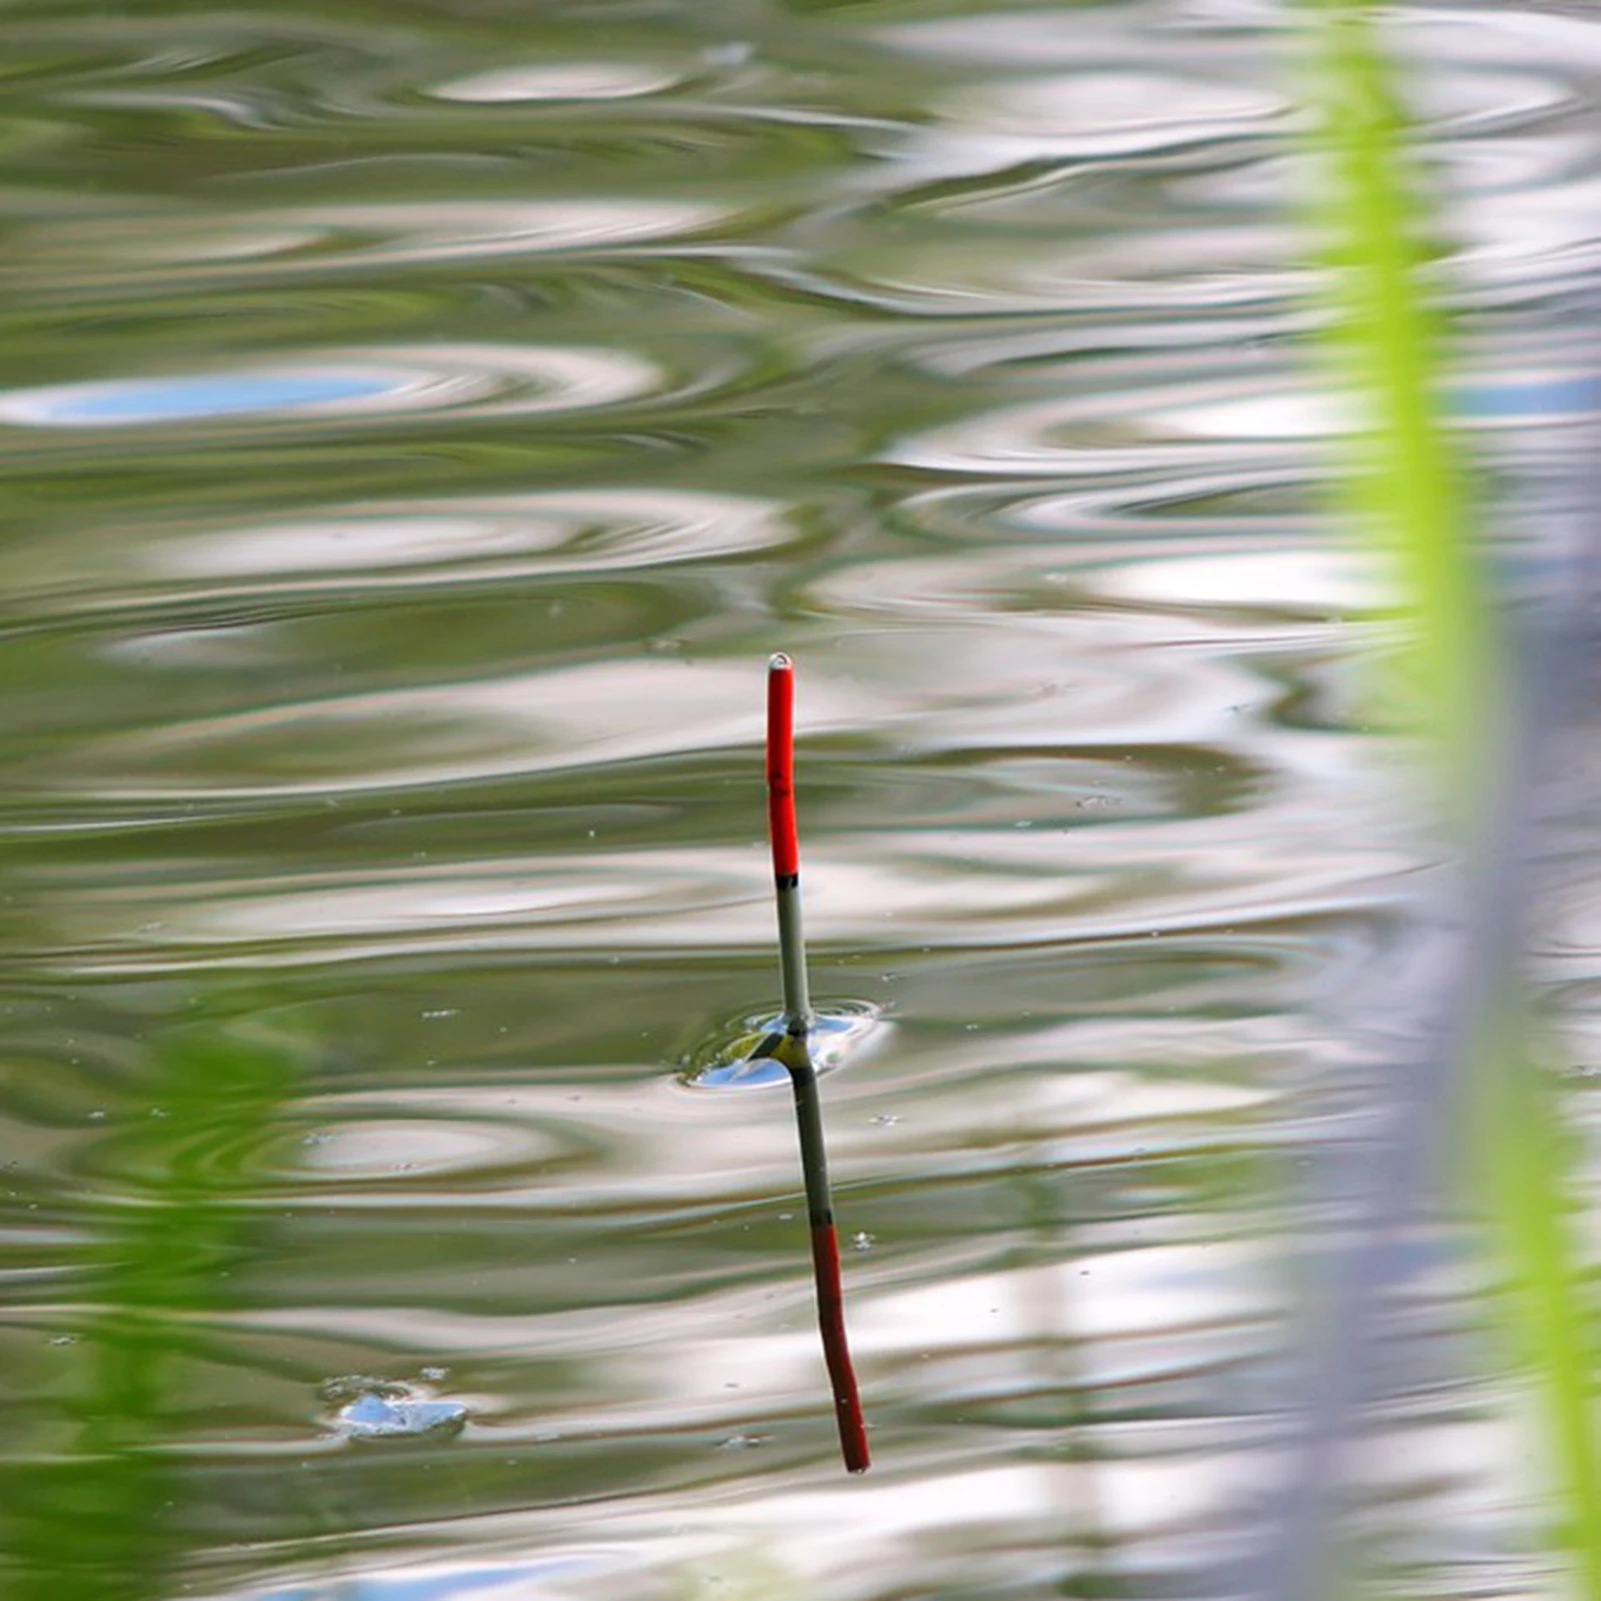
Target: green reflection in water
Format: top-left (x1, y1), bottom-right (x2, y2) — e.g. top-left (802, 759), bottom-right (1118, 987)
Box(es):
top-left (0, 1006), bottom-right (307, 1600)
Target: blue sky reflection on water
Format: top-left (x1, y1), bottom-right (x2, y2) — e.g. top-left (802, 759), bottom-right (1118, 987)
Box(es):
top-left (0, 369), bottom-right (393, 426)
top-left (266, 1561), bottom-right (595, 1601)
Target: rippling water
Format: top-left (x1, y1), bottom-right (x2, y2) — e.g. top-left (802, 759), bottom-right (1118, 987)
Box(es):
top-left (1, 3), bottom-right (1598, 1598)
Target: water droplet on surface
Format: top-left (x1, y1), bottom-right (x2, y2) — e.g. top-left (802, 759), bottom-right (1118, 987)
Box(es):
top-left (702, 40), bottom-right (753, 67)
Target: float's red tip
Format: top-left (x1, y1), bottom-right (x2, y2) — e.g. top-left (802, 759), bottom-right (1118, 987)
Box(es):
top-left (766, 656), bottom-right (799, 881)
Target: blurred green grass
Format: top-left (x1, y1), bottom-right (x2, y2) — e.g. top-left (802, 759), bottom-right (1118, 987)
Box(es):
top-left (1312, 2), bottom-right (1601, 1591)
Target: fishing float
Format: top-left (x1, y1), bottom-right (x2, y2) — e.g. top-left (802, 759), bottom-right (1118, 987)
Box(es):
top-left (749, 652), bottom-right (870, 1474)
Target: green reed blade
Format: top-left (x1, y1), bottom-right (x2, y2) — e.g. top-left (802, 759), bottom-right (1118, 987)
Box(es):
top-left (1309, 4), bottom-right (1601, 1593)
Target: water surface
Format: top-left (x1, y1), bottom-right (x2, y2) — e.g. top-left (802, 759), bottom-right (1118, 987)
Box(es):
top-left (0, 3), bottom-right (1597, 1598)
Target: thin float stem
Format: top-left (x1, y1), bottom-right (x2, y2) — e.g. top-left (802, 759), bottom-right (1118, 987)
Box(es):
top-left (763, 652), bottom-right (870, 1475)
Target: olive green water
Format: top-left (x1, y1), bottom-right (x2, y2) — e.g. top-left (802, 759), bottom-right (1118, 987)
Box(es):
top-left (0, 3), bottom-right (1597, 1598)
